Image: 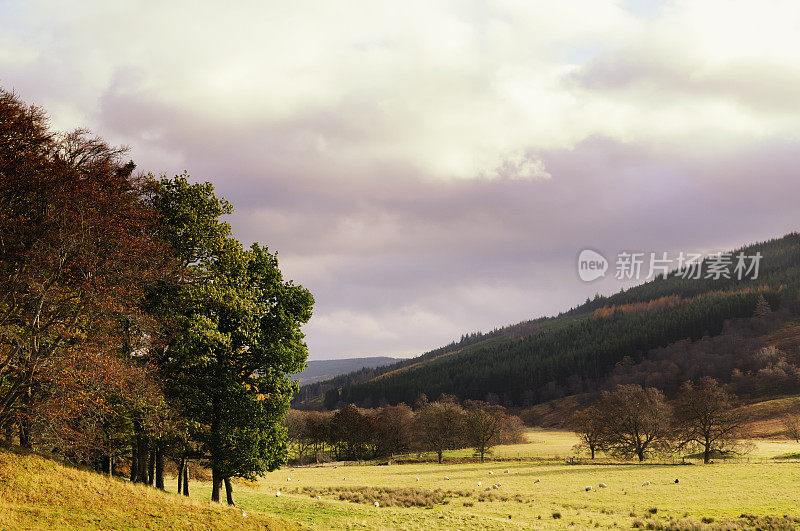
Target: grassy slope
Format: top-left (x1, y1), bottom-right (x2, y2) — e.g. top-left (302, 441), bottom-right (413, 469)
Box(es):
top-left (0, 447), bottom-right (296, 530)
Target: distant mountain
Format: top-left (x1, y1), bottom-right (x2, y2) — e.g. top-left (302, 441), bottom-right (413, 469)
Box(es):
top-left (295, 232), bottom-right (800, 410)
top-left (293, 357), bottom-right (400, 385)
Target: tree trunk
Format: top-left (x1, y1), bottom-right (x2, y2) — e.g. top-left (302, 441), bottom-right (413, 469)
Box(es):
top-left (18, 390), bottom-right (32, 449)
top-left (133, 419), bottom-right (148, 484)
top-left (211, 469), bottom-right (222, 502)
top-left (590, 446), bottom-right (595, 459)
top-left (177, 458), bottom-right (184, 494)
top-left (147, 448), bottom-right (155, 486)
top-left (183, 462), bottom-right (190, 496)
top-left (704, 444), bottom-right (711, 464)
top-left (155, 447), bottom-right (164, 490)
top-left (224, 477), bottom-right (235, 506)
top-left (18, 417), bottom-right (31, 449)
top-left (437, 450), bottom-right (443, 464)
top-left (130, 449), bottom-right (138, 483)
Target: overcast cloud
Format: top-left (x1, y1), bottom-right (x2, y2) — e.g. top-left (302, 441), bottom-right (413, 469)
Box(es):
top-left (2, 0), bottom-right (799, 359)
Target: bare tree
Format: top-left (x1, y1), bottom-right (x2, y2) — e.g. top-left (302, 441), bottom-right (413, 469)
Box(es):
top-left (571, 405), bottom-right (606, 459)
top-left (463, 400), bottom-right (505, 463)
top-left (674, 377), bottom-right (748, 464)
top-left (782, 415), bottom-right (800, 443)
top-left (595, 385), bottom-right (672, 461)
top-left (414, 395), bottom-right (465, 463)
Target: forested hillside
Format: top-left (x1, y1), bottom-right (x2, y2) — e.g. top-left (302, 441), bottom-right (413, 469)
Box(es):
top-left (298, 233), bottom-right (800, 409)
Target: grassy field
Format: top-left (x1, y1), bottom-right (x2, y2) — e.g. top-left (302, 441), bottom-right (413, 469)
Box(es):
top-left (6, 430), bottom-right (800, 529)
top-left (173, 431), bottom-right (800, 530)
top-left (0, 447), bottom-right (294, 530)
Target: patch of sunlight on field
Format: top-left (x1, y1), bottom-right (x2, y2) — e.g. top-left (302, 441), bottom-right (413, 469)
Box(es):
top-left (172, 430), bottom-right (800, 529)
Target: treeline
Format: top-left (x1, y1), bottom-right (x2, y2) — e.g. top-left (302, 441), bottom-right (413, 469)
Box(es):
top-left (572, 378), bottom-right (748, 464)
top-left (0, 89), bottom-right (311, 506)
top-left (286, 397), bottom-right (525, 464)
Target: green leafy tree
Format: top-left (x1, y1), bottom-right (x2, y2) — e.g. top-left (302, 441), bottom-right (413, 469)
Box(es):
top-left (147, 175), bottom-right (313, 505)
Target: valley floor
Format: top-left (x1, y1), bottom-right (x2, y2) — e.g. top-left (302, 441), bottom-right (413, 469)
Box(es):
top-left (5, 430), bottom-right (800, 529)
top-left (178, 431), bottom-right (800, 530)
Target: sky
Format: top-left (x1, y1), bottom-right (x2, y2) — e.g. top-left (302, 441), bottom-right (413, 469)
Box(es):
top-left (2, 0), bottom-right (800, 360)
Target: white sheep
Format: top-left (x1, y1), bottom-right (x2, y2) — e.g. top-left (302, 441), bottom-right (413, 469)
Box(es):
top-left (489, 471), bottom-right (494, 475)
top-left (533, 478), bottom-right (540, 483)
top-left (241, 511), bottom-right (247, 518)
top-left (444, 476), bottom-right (450, 480)
top-left (477, 482), bottom-right (482, 487)
top-left (275, 491), bottom-right (281, 497)
top-left (416, 477), bottom-right (420, 482)
top-left (374, 502), bottom-right (380, 507)
top-left (287, 477), bottom-right (291, 481)
top-left (317, 496), bottom-right (322, 500)
top-left (585, 486), bottom-right (592, 491)
top-left (598, 483), bottom-right (607, 488)
top-left (492, 484), bottom-right (499, 490)
top-left (641, 481), bottom-right (651, 487)
top-left (342, 477), bottom-right (346, 481)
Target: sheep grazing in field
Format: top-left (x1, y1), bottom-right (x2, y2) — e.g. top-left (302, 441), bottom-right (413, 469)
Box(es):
top-left (674, 479), bottom-right (679, 484)
top-left (374, 502), bottom-right (380, 507)
top-left (489, 471), bottom-right (494, 475)
top-left (415, 478), bottom-right (420, 482)
top-left (504, 469), bottom-right (509, 474)
top-left (598, 483), bottom-right (607, 488)
top-left (492, 484), bottom-right (499, 490)
top-left (444, 476), bottom-right (450, 480)
top-left (495, 483), bottom-right (501, 487)
top-left (641, 481), bottom-right (651, 487)
top-left (342, 477), bottom-right (347, 481)
top-left (317, 496), bottom-right (322, 501)
top-left (533, 478), bottom-right (540, 483)
top-left (241, 511), bottom-right (247, 518)
top-left (477, 482), bottom-right (482, 487)
top-left (287, 477), bottom-right (291, 481)
top-left (585, 486), bottom-right (592, 491)
top-left (275, 491), bottom-right (281, 497)
top-left (484, 487), bottom-right (491, 491)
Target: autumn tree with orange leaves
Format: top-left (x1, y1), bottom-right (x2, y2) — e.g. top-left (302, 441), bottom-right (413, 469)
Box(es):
top-left (0, 89), bottom-right (170, 456)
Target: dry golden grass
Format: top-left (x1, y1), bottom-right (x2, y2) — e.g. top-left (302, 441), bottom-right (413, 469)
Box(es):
top-left (0, 447), bottom-right (296, 530)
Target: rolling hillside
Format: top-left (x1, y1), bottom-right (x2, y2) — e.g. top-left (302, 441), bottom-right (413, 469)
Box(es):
top-left (296, 232), bottom-right (800, 410)
top-left (0, 447), bottom-right (294, 530)
top-left (292, 357), bottom-right (400, 385)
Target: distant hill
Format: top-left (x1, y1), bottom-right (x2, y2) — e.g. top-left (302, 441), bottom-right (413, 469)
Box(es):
top-left (0, 448), bottom-right (294, 530)
top-left (293, 357), bottom-right (400, 385)
top-left (295, 232), bottom-right (800, 410)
